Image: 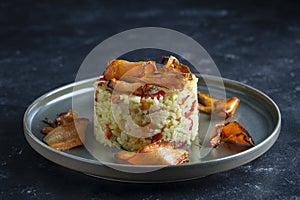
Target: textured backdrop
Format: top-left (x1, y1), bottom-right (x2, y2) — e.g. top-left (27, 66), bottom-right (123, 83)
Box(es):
top-left (0, 0), bottom-right (299, 199)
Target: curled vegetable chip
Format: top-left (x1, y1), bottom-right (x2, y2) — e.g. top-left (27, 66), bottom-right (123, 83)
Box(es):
top-left (210, 121), bottom-right (255, 148)
top-left (42, 110), bottom-right (89, 150)
top-left (104, 60), bottom-right (157, 81)
top-left (198, 92), bottom-right (240, 119)
top-left (116, 141), bottom-right (189, 165)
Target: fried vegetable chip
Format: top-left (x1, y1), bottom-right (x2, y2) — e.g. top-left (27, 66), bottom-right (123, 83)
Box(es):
top-left (42, 110), bottom-right (89, 150)
top-left (116, 141), bottom-right (189, 165)
top-left (210, 121), bottom-right (255, 148)
top-left (197, 92), bottom-right (240, 119)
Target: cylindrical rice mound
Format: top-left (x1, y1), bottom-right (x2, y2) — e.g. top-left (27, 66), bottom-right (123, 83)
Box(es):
top-left (94, 75), bottom-right (199, 151)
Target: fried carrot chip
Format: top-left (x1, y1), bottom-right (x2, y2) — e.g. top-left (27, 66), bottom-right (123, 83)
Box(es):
top-left (163, 56), bottom-right (191, 74)
top-left (116, 141), bottom-right (189, 165)
top-left (103, 57), bottom-right (193, 94)
top-left (213, 97), bottom-right (240, 119)
top-left (104, 60), bottom-right (156, 81)
top-left (197, 92), bottom-right (240, 119)
top-left (42, 110), bottom-right (89, 150)
top-left (197, 92), bottom-right (218, 113)
top-left (210, 121), bottom-right (255, 148)
top-left (43, 118), bottom-right (89, 150)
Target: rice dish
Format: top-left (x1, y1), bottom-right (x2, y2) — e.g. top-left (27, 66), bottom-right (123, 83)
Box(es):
top-left (94, 56), bottom-right (198, 151)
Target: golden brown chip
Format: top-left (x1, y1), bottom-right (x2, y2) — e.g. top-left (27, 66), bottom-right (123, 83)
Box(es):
top-left (116, 141), bottom-right (189, 165)
top-left (104, 60), bottom-right (156, 81)
top-left (41, 127), bottom-right (54, 134)
top-left (164, 56), bottom-right (191, 74)
top-left (42, 110), bottom-right (89, 150)
top-left (210, 121), bottom-right (255, 148)
top-left (197, 92), bottom-right (240, 119)
top-left (55, 110), bottom-right (79, 125)
top-left (197, 92), bottom-right (218, 108)
top-left (43, 118), bottom-right (89, 150)
top-left (213, 97), bottom-right (240, 119)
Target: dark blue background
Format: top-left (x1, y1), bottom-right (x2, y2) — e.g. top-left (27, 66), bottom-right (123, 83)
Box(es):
top-left (0, 0), bottom-right (299, 199)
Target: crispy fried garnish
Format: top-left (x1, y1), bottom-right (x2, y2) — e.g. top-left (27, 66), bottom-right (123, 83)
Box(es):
top-left (197, 92), bottom-right (218, 109)
top-left (42, 110), bottom-right (89, 150)
top-left (101, 56), bottom-right (194, 97)
top-left (108, 78), bottom-right (145, 93)
top-left (214, 97), bottom-right (240, 119)
top-left (104, 60), bottom-right (156, 81)
top-left (139, 71), bottom-right (187, 90)
top-left (43, 118), bottom-right (89, 150)
top-left (210, 121), bottom-right (255, 148)
top-left (164, 56), bottom-right (191, 74)
top-left (116, 141), bottom-right (189, 165)
top-left (55, 110), bottom-right (79, 125)
top-left (43, 110), bottom-right (80, 128)
top-left (41, 126), bottom-right (54, 134)
top-left (43, 117), bottom-right (57, 128)
top-left (197, 92), bottom-right (240, 119)
top-left (133, 84), bottom-right (157, 96)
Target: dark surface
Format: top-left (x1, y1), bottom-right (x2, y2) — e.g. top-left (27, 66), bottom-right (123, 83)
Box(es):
top-left (1, 0), bottom-right (299, 199)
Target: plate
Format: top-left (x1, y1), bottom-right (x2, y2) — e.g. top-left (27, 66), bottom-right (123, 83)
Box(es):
top-left (23, 75), bottom-right (281, 183)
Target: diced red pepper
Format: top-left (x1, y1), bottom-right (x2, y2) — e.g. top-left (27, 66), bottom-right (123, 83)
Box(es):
top-left (105, 124), bottom-right (112, 139)
top-left (97, 77), bottom-right (105, 81)
top-left (151, 133), bottom-right (163, 143)
top-left (184, 100), bottom-right (197, 118)
top-left (181, 95), bottom-right (190, 105)
top-left (188, 117), bottom-right (193, 131)
top-left (150, 90), bottom-right (165, 100)
top-left (95, 90), bottom-right (99, 102)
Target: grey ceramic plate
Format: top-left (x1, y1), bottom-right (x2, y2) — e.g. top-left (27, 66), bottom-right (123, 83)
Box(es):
top-left (23, 75), bottom-right (281, 183)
